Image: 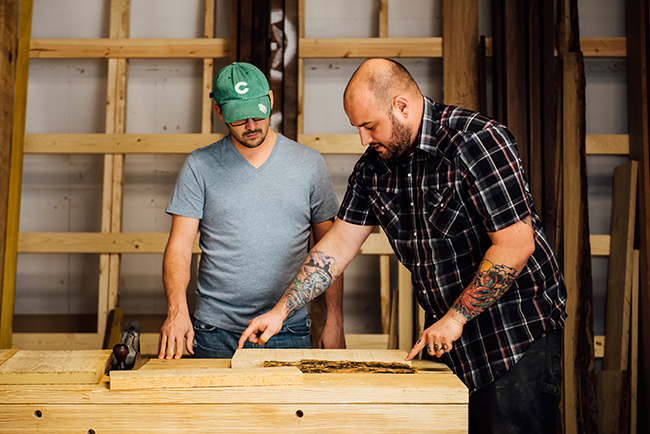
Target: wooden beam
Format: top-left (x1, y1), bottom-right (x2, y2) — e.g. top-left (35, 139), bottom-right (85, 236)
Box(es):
top-left (603, 161), bottom-right (638, 371)
top-left (0, 0), bottom-right (18, 349)
top-left (378, 0), bottom-right (388, 38)
top-left (585, 134), bottom-right (629, 155)
top-left (17, 231), bottom-right (393, 256)
top-left (109, 367), bottom-right (303, 390)
top-left (561, 51), bottom-right (582, 434)
top-left (442, 0), bottom-right (479, 110)
top-left (1, 0), bottom-right (32, 349)
top-left (398, 263), bottom-right (412, 352)
top-left (30, 38), bottom-right (230, 58)
top-left (28, 36), bottom-right (621, 61)
top-left (24, 133), bottom-right (224, 154)
top-left (98, 0), bottom-right (130, 354)
top-left (299, 37), bottom-right (442, 58)
top-left (590, 234), bottom-right (610, 256)
top-left (299, 134), bottom-right (362, 154)
top-left (201, 0), bottom-right (216, 134)
top-left (626, 0), bottom-right (650, 428)
top-left (580, 37), bottom-right (626, 57)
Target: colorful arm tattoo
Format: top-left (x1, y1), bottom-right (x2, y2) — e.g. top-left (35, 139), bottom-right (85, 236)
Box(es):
top-left (451, 259), bottom-right (518, 321)
top-left (284, 250), bottom-right (339, 315)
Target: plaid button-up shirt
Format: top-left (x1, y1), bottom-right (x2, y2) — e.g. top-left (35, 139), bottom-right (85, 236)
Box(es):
top-left (338, 96), bottom-right (567, 393)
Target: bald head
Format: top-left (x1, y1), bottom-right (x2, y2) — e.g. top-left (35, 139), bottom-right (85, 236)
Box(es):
top-left (344, 58), bottom-right (421, 111)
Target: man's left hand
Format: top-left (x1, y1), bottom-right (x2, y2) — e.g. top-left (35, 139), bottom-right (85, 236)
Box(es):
top-left (317, 318), bottom-right (346, 349)
top-left (405, 311), bottom-right (465, 360)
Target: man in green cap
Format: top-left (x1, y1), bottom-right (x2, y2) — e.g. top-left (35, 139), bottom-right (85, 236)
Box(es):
top-left (158, 62), bottom-right (345, 359)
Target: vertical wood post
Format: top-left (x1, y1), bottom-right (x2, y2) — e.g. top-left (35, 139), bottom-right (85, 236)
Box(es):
top-left (0, 0), bottom-right (32, 349)
top-left (442, 0), bottom-right (479, 110)
top-left (625, 0), bottom-right (650, 430)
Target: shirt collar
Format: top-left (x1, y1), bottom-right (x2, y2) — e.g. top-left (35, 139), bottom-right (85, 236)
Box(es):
top-left (415, 95), bottom-right (443, 158)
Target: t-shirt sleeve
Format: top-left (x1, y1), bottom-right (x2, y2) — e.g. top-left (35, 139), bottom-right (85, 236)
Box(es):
top-left (166, 153), bottom-right (205, 219)
top-left (461, 126), bottom-right (534, 233)
top-left (309, 154), bottom-right (340, 223)
top-left (337, 159), bottom-right (380, 226)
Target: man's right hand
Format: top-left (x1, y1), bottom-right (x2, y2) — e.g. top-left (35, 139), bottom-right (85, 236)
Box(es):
top-left (238, 308), bottom-right (286, 349)
top-left (158, 312), bottom-right (194, 359)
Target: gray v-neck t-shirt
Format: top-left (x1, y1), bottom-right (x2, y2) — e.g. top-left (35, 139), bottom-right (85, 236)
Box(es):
top-left (166, 133), bottom-right (339, 333)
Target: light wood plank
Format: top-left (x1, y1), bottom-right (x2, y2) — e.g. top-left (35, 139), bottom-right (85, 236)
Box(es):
top-left (109, 367), bottom-right (303, 390)
top-left (0, 349), bottom-right (19, 366)
top-left (580, 37), bottom-right (626, 57)
top-left (585, 134), bottom-right (629, 155)
top-left (0, 403), bottom-right (467, 433)
top-left (379, 255), bottom-right (391, 334)
top-left (18, 232), bottom-right (187, 254)
top-left (24, 133), bottom-right (224, 154)
top-left (0, 368), bottom-right (466, 405)
top-left (299, 37), bottom-right (442, 58)
top-left (36, 130), bottom-right (578, 156)
top-left (30, 38), bottom-right (230, 58)
top-left (231, 349), bottom-right (409, 369)
top-left (594, 335), bottom-right (605, 358)
top-left (28, 36), bottom-right (624, 61)
top-left (590, 234), bottom-right (610, 256)
top-left (17, 231), bottom-right (394, 255)
top-left (346, 333), bottom-right (389, 350)
top-left (299, 133), bottom-right (362, 154)
top-left (398, 263), bottom-right (412, 352)
top-left (0, 349), bottom-right (111, 384)
top-left (11, 332), bottom-right (103, 350)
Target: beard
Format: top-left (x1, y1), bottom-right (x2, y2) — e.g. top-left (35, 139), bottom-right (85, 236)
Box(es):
top-left (230, 125), bottom-right (268, 149)
top-left (374, 113), bottom-right (414, 160)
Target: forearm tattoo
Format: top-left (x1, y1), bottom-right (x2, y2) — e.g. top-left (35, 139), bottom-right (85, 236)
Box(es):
top-left (452, 259), bottom-right (518, 321)
top-left (284, 250), bottom-right (338, 314)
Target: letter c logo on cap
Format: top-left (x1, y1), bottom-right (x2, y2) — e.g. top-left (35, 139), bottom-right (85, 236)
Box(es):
top-left (235, 81), bottom-right (249, 95)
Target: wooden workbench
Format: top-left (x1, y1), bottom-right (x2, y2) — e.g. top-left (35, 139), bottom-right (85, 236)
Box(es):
top-left (0, 356), bottom-right (468, 433)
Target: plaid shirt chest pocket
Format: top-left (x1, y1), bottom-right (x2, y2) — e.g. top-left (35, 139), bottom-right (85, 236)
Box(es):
top-left (367, 190), bottom-right (407, 239)
top-left (424, 188), bottom-right (468, 238)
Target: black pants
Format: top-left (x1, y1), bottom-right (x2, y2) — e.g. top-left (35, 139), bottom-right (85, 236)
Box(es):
top-left (468, 328), bottom-right (563, 434)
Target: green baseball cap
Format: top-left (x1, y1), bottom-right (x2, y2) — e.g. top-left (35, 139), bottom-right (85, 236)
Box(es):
top-left (211, 62), bottom-right (271, 124)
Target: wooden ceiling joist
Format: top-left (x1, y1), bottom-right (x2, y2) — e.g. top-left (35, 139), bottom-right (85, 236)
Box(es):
top-left (30, 38), bottom-right (230, 59)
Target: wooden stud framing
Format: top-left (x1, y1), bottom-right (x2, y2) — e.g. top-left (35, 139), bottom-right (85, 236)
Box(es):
top-left (2, 1), bottom-right (640, 382)
top-left (0, 0), bottom-right (32, 349)
top-left (561, 51), bottom-right (581, 434)
top-left (442, 0), bottom-right (479, 110)
top-left (603, 161), bottom-right (638, 371)
top-left (0, 0), bottom-right (20, 349)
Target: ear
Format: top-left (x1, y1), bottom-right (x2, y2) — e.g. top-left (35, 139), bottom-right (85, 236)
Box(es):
top-left (393, 95), bottom-right (409, 118)
top-left (268, 89), bottom-right (275, 110)
top-left (214, 104), bottom-right (225, 123)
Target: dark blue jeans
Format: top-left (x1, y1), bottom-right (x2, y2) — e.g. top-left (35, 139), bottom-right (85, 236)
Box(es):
top-left (192, 317), bottom-right (312, 359)
top-left (468, 328), bottom-right (563, 434)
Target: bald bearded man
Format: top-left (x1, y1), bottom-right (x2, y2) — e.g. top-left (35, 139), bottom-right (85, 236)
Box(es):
top-left (240, 58), bottom-right (566, 434)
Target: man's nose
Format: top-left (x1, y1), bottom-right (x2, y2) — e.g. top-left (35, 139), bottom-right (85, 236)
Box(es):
top-left (359, 129), bottom-right (372, 146)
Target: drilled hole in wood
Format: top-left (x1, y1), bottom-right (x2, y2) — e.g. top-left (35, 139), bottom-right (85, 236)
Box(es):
top-left (88, 430), bottom-right (96, 434)
top-left (34, 410), bottom-right (42, 418)
top-left (295, 410), bottom-right (304, 418)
